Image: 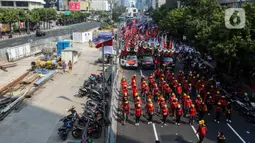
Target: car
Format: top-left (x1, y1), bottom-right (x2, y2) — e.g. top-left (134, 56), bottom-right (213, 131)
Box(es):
top-left (161, 56), bottom-right (175, 68)
top-left (140, 56), bottom-right (154, 69)
top-left (125, 54), bottom-right (138, 68)
top-left (36, 30), bottom-right (46, 37)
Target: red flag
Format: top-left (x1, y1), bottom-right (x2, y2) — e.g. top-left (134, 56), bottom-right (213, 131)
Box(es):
top-left (96, 39), bottom-right (113, 48)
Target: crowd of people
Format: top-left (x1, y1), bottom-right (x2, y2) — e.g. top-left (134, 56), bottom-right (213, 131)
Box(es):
top-left (119, 51), bottom-right (230, 143)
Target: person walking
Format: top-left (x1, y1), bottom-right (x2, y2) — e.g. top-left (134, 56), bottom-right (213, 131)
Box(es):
top-left (146, 99), bottom-right (155, 124)
top-left (196, 120), bottom-right (207, 143)
top-left (68, 60), bottom-right (72, 73)
top-left (189, 104), bottom-right (196, 125)
top-left (120, 101), bottom-right (130, 125)
top-left (62, 61), bottom-right (66, 73)
top-left (226, 102), bottom-right (232, 123)
top-left (175, 104), bottom-right (183, 125)
top-left (214, 102), bottom-right (222, 123)
top-left (135, 104), bottom-right (142, 126)
top-left (161, 104), bottom-right (169, 126)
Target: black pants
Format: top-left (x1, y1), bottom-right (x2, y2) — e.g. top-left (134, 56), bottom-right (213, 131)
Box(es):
top-left (215, 112), bottom-right (221, 121)
top-left (136, 116), bottom-right (141, 123)
top-left (207, 104), bottom-right (212, 113)
top-left (176, 115), bottom-right (181, 123)
top-left (222, 106), bottom-right (226, 113)
top-left (199, 111), bottom-right (204, 120)
top-left (198, 135), bottom-right (205, 143)
top-left (226, 113), bottom-right (231, 120)
top-left (148, 113), bottom-right (153, 122)
top-left (162, 115), bottom-right (167, 123)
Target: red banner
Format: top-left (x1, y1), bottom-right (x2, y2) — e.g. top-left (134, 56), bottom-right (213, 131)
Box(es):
top-left (69, 2), bottom-right (80, 11)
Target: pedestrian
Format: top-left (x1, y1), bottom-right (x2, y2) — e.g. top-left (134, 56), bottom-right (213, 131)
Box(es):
top-left (120, 101), bottom-right (130, 125)
top-left (171, 98), bottom-right (178, 117)
top-left (135, 104), bottom-right (142, 126)
top-left (217, 132), bottom-right (226, 143)
top-left (199, 102), bottom-right (207, 120)
top-left (161, 104), bottom-right (169, 126)
top-left (220, 96), bottom-right (227, 114)
top-left (214, 102), bottom-right (222, 123)
top-left (184, 96), bottom-right (192, 117)
top-left (206, 95), bottom-right (213, 115)
top-left (62, 61), bottom-right (66, 73)
top-left (226, 102), bottom-right (232, 123)
top-left (68, 60), bottom-right (72, 73)
top-left (196, 120), bottom-right (207, 143)
top-left (146, 99), bottom-right (155, 124)
top-left (175, 104), bottom-right (183, 125)
top-left (189, 104), bottom-right (196, 125)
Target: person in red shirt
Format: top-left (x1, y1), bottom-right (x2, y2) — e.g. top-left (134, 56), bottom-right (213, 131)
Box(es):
top-left (226, 102), bottom-right (232, 123)
top-left (189, 104), bottom-right (196, 125)
top-left (175, 104), bottom-right (183, 125)
top-left (195, 95), bottom-right (202, 111)
top-left (195, 80), bottom-right (201, 94)
top-left (188, 83), bottom-right (192, 95)
top-left (198, 102), bottom-right (207, 120)
top-left (132, 74), bottom-right (136, 82)
top-left (220, 96), bottom-right (227, 114)
top-left (176, 83), bottom-right (183, 98)
top-left (120, 101), bottom-right (130, 125)
top-left (161, 104), bottom-right (169, 126)
top-left (214, 102), bottom-right (222, 123)
top-left (177, 71), bottom-right (183, 82)
top-left (141, 81), bottom-right (146, 96)
top-left (206, 96), bottom-right (213, 115)
top-left (184, 96), bottom-right (192, 117)
top-left (146, 99), bottom-right (155, 124)
top-left (191, 76), bottom-right (197, 87)
top-left (171, 98), bottom-right (178, 116)
top-left (158, 98), bottom-right (166, 113)
top-left (169, 73), bottom-right (175, 83)
top-left (172, 79), bottom-right (178, 88)
top-left (214, 91), bottom-right (221, 105)
top-left (196, 120), bottom-right (207, 143)
top-left (169, 93), bottom-right (176, 106)
top-left (135, 104), bottom-right (142, 126)
top-left (132, 87), bottom-right (138, 97)
top-left (154, 68), bottom-right (160, 79)
top-left (164, 84), bottom-right (171, 100)
top-left (135, 96), bottom-right (142, 107)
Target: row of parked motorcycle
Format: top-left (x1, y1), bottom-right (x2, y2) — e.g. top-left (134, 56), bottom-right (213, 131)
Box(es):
top-left (57, 73), bottom-right (110, 142)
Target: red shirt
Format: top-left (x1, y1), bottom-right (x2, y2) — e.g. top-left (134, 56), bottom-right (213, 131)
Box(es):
top-left (176, 86), bottom-right (182, 94)
top-left (189, 107), bottom-right (196, 116)
top-left (121, 104), bottom-right (130, 114)
top-left (184, 99), bottom-right (192, 107)
top-left (162, 107), bottom-right (169, 115)
top-left (135, 108), bottom-right (142, 116)
top-left (216, 105), bottom-right (222, 112)
top-left (220, 99), bottom-right (227, 106)
top-left (176, 107), bottom-right (183, 116)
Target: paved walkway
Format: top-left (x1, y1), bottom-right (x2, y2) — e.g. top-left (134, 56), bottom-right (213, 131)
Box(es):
top-left (0, 43), bottom-right (103, 143)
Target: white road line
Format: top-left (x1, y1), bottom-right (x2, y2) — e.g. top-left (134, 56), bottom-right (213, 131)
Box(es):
top-left (152, 123), bottom-right (159, 141)
top-left (190, 125), bottom-right (199, 139)
top-left (227, 123), bottom-right (246, 143)
top-left (140, 69), bottom-right (143, 76)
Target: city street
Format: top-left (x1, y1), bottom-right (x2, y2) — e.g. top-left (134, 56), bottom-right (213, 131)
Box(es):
top-left (116, 57), bottom-right (255, 143)
top-left (0, 21), bottom-right (100, 48)
top-left (0, 43), bottom-right (102, 143)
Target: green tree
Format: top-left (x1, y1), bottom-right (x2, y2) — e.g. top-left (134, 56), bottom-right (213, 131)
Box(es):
top-left (0, 8), bottom-right (18, 32)
top-left (112, 5), bottom-right (126, 22)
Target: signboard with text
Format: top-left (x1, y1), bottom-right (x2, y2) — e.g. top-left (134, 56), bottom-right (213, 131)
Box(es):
top-left (69, 2), bottom-right (80, 11)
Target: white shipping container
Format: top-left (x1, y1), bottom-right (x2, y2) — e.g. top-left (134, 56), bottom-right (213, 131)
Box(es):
top-left (6, 43), bottom-right (31, 61)
top-left (72, 32), bottom-right (93, 43)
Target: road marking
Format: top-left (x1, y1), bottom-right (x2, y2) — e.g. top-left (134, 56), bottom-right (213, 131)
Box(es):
top-left (227, 123), bottom-right (246, 143)
top-left (190, 125), bottom-right (199, 139)
top-left (140, 69), bottom-right (143, 76)
top-left (152, 123), bottom-right (159, 141)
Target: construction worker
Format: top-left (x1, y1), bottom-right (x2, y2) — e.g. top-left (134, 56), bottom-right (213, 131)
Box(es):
top-left (169, 73), bottom-right (175, 84)
top-left (135, 104), bottom-right (142, 126)
top-left (217, 132), bottom-right (226, 143)
top-left (171, 98), bottom-right (178, 117)
top-left (120, 101), bottom-right (130, 125)
top-left (220, 96), bottom-right (227, 114)
top-left (177, 70), bottom-right (183, 81)
top-left (196, 120), bottom-right (207, 143)
top-left (214, 91), bottom-right (221, 105)
top-left (146, 99), bottom-right (155, 124)
top-left (148, 74), bottom-right (154, 91)
top-left (152, 86), bottom-right (159, 102)
top-left (135, 96), bottom-right (142, 107)
top-left (158, 98), bottom-right (166, 113)
top-left (206, 96), bottom-right (213, 115)
top-left (184, 96), bottom-right (192, 117)
top-left (176, 83), bottom-right (183, 99)
top-left (226, 102), bottom-right (232, 123)
top-left (132, 74), bottom-right (136, 83)
top-left (68, 60), bottom-right (72, 73)
top-left (195, 95), bottom-right (202, 112)
top-left (161, 104), bottom-right (169, 126)
top-left (172, 79), bottom-right (178, 89)
top-left (141, 80), bottom-right (146, 96)
top-left (199, 102), bottom-right (207, 120)
top-left (191, 76), bottom-right (197, 87)
top-left (188, 83), bottom-right (192, 95)
top-left (195, 80), bottom-right (201, 94)
top-left (154, 68), bottom-right (160, 79)
top-left (215, 102), bottom-right (222, 123)
top-left (176, 104), bottom-right (183, 125)
top-left (189, 104), bottom-right (196, 125)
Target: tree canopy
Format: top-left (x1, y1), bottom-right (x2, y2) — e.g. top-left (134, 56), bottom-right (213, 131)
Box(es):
top-left (151, 0), bottom-right (255, 69)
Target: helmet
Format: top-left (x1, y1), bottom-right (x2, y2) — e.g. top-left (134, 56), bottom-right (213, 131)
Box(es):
top-left (222, 96), bottom-right (225, 98)
top-left (244, 92), bottom-right (248, 96)
top-left (143, 80), bottom-right (146, 83)
top-left (134, 74), bottom-right (136, 77)
top-left (193, 76), bottom-right (196, 78)
top-left (178, 83), bottom-right (181, 85)
top-left (207, 92), bottom-right (210, 94)
top-left (177, 104), bottom-right (181, 108)
top-left (162, 98), bottom-right (165, 101)
top-left (148, 99), bottom-right (152, 102)
top-left (135, 93), bottom-right (138, 96)
top-left (217, 91), bottom-right (220, 94)
top-left (209, 96), bottom-right (212, 98)
top-left (137, 104), bottom-right (141, 107)
top-left (189, 83), bottom-right (192, 86)
top-left (199, 120), bottom-right (204, 125)
top-left (175, 80), bottom-right (178, 82)
top-left (187, 96), bottom-right (190, 98)
top-left (197, 95), bottom-right (201, 98)
top-left (164, 104), bottom-right (167, 107)
top-left (218, 102), bottom-right (221, 105)
top-left (202, 84), bottom-right (204, 87)
top-left (137, 96), bottom-right (140, 100)
top-left (125, 101), bottom-right (129, 104)
top-left (191, 104), bottom-right (195, 107)
top-left (149, 103), bottom-right (153, 107)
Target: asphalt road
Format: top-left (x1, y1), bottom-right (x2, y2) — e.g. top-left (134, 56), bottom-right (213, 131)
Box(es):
top-left (116, 56), bottom-right (255, 143)
top-left (0, 21), bottom-right (101, 48)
